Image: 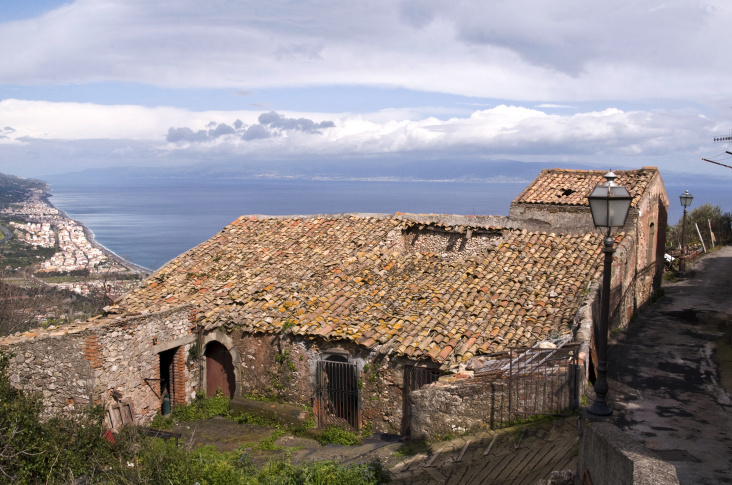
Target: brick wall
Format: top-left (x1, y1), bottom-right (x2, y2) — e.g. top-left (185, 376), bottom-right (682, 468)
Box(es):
top-left (171, 347), bottom-right (187, 406)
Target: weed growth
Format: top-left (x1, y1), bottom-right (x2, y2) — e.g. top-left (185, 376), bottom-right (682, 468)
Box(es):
top-left (316, 426), bottom-right (362, 446)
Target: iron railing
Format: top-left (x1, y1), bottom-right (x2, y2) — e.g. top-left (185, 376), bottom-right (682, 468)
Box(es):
top-left (474, 342), bottom-right (580, 427)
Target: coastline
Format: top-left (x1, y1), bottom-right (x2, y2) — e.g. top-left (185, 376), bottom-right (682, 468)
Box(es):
top-left (43, 191), bottom-right (152, 276)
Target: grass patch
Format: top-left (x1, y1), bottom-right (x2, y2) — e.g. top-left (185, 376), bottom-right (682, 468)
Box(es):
top-left (257, 429), bottom-right (287, 451)
top-left (393, 439), bottom-right (429, 457)
top-left (232, 411), bottom-right (281, 428)
top-left (171, 391), bottom-right (231, 422)
top-left (316, 426), bottom-right (362, 446)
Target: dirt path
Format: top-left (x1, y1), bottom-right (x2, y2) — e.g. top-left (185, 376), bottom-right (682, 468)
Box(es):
top-left (607, 246), bottom-right (732, 484)
top-left (171, 414), bottom-right (578, 484)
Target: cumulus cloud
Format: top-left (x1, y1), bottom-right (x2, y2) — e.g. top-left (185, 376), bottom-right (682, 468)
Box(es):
top-left (166, 127), bottom-right (208, 143)
top-left (0, 98), bottom-right (720, 174)
top-left (158, 105), bottom-right (712, 167)
top-left (165, 112), bottom-right (337, 145)
top-left (242, 124), bottom-right (270, 141)
top-left (258, 111), bottom-right (335, 133)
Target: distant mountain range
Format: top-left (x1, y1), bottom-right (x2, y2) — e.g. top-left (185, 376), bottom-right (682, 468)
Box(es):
top-left (40, 156), bottom-right (730, 192)
top-left (41, 157), bottom-right (591, 185)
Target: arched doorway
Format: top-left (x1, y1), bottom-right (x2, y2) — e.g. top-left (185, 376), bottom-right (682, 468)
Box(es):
top-left (205, 341), bottom-right (235, 397)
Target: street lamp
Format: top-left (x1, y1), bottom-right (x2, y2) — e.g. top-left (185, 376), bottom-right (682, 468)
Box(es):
top-left (679, 190), bottom-right (694, 274)
top-left (586, 171), bottom-right (632, 416)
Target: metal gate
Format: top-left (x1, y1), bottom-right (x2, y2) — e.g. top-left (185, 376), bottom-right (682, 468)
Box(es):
top-left (315, 357), bottom-right (361, 430)
top-left (507, 344), bottom-right (579, 418)
top-left (402, 366), bottom-right (444, 436)
top-left (472, 342), bottom-right (580, 428)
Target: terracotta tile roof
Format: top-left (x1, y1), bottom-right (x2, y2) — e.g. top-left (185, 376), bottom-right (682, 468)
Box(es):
top-left (512, 168), bottom-right (657, 208)
top-left (102, 214), bottom-right (609, 367)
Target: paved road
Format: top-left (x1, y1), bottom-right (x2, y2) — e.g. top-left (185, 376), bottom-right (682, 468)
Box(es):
top-left (0, 224), bottom-right (11, 244)
top-left (607, 246), bottom-right (732, 484)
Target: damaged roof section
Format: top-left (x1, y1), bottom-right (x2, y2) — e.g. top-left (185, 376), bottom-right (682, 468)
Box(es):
top-left (103, 213), bottom-right (607, 367)
top-left (512, 168), bottom-right (657, 208)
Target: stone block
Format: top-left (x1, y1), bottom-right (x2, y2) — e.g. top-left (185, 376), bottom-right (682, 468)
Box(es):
top-left (578, 419), bottom-right (679, 485)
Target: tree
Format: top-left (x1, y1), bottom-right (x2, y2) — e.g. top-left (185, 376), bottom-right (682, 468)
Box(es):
top-left (667, 203), bottom-right (732, 249)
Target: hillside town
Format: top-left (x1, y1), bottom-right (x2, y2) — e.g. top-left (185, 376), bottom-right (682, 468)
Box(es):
top-left (1, 185), bottom-right (145, 308)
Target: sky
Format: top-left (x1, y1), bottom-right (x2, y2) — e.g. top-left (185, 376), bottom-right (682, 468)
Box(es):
top-left (1, 0), bottom-right (732, 179)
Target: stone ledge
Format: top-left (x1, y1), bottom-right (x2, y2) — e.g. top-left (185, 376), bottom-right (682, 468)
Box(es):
top-left (578, 418), bottom-right (679, 485)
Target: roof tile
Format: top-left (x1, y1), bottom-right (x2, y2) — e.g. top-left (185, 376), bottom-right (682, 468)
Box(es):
top-left (93, 214), bottom-right (609, 366)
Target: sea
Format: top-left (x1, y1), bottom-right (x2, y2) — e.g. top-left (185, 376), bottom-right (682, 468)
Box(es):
top-left (45, 174), bottom-right (732, 271)
top-left (46, 179), bottom-right (527, 270)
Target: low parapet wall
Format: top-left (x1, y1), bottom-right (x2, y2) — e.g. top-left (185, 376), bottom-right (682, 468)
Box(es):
top-left (578, 420), bottom-right (679, 485)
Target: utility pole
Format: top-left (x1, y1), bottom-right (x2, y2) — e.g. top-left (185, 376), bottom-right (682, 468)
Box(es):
top-left (701, 157), bottom-right (732, 170)
top-left (702, 133), bottom-right (732, 169)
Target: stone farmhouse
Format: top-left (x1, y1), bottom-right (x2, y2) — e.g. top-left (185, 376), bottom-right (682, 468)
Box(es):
top-left (1, 168), bottom-right (668, 437)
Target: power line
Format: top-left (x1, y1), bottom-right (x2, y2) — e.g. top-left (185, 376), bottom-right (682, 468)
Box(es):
top-left (702, 156), bottom-right (732, 170)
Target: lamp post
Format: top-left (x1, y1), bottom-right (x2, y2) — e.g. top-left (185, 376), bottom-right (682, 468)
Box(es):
top-left (679, 190), bottom-right (694, 274)
top-left (586, 171), bottom-right (632, 416)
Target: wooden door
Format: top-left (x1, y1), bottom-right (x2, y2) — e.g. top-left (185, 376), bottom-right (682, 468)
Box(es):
top-left (205, 341), bottom-right (235, 397)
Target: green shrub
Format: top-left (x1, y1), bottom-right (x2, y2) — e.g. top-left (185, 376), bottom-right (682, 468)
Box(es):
top-left (316, 426), bottom-right (362, 446)
top-left (0, 350), bottom-right (113, 483)
top-left (0, 350), bottom-right (387, 484)
top-left (150, 412), bottom-right (174, 430)
top-left (172, 391), bottom-right (230, 422)
top-left (253, 459), bottom-right (389, 485)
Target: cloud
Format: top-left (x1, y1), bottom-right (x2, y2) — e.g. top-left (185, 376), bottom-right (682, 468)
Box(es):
top-left (166, 127), bottom-right (208, 143)
top-left (0, 1), bottom-right (729, 101)
top-left (164, 112), bottom-right (336, 145)
top-left (258, 111), bottom-right (335, 133)
top-left (0, 97), bottom-right (720, 176)
top-left (535, 104), bottom-right (575, 109)
top-left (241, 125), bottom-right (270, 141)
top-left (209, 123), bottom-right (235, 138)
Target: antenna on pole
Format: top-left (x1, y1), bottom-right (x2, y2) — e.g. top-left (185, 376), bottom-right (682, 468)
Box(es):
top-left (704, 131), bottom-right (732, 169)
top-left (714, 129), bottom-right (732, 143)
top-left (702, 157), bottom-right (732, 170)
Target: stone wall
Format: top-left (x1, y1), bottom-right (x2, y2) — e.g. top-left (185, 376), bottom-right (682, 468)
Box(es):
top-left (228, 329), bottom-right (412, 434)
top-left (3, 306), bottom-right (198, 426)
top-left (7, 332), bottom-right (95, 419)
top-left (508, 203), bottom-right (609, 235)
top-left (409, 360), bottom-right (578, 439)
top-left (409, 376), bottom-right (507, 439)
top-left (232, 332), bottom-right (312, 405)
